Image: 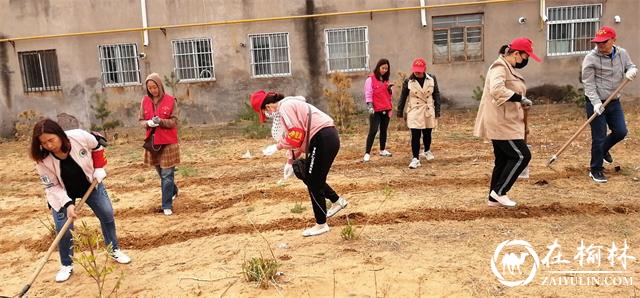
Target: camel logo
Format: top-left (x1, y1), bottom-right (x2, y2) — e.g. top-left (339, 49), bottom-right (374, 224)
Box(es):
top-left (502, 252), bottom-right (529, 275)
top-left (491, 240), bottom-right (540, 287)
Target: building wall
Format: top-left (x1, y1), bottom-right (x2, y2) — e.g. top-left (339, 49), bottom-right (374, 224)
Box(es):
top-left (1, 0), bottom-right (638, 136)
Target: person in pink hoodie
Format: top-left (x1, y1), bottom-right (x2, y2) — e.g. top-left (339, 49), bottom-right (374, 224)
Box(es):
top-left (30, 119), bottom-right (131, 283)
top-left (363, 58), bottom-right (394, 162)
top-left (250, 90), bottom-right (348, 237)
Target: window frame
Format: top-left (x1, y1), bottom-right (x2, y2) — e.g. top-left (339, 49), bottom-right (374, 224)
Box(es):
top-left (546, 4), bottom-right (602, 56)
top-left (18, 49), bottom-right (61, 92)
top-left (248, 32), bottom-right (292, 78)
top-left (171, 37), bottom-right (216, 83)
top-left (324, 26), bottom-right (370, 73)
top-left (431, 14), bottom-right (484, 64)
top-left (97, 43), bottom-right (141, 87)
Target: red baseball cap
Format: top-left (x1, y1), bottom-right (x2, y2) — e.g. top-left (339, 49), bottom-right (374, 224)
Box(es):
top-left (412, 58), bottom-right (427, 73)
top-left (591, 26), bottom-right (616, 43)
top-left (250, 90), bottom-right (269, 123)
top-left (509, 37), bottom-right (541, 62)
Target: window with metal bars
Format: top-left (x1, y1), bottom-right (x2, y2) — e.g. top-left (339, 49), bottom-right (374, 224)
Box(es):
top-left (324, 26), bottom-right (369, 72)
top-left (547, 4), bottom-right (601, 56)
top-left (98, 43), bottom-right (141, 87)
top-left (172, 38), bottom-right (215, 82)
top-left (249, 33), bottom-right (291, 78)
top-left (432, 14), bottom-right (483, 64)
top-left (18, 50), bottom-right (61, 92)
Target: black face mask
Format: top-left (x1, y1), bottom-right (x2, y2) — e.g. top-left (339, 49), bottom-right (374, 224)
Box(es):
top-left (514, 55), bottom-right (529, 69)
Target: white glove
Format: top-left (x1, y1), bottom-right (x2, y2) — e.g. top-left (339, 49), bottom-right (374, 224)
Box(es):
top-left (262, 144), bottom-right (278, 156)
top-left (283, 163), bottom-right (294, 180)
top-left (93, 168), bottom-right (107, 183)
top-left (521, 97), bottom-right (533, 108)
top-left (593, 103), bottom-right (604, 115)
top-left (625, 68), bottom-right (637, 81)
top-left (367, 102), bottom-right (375, 114)
top-left (146, 119), bottom-right (159, 127)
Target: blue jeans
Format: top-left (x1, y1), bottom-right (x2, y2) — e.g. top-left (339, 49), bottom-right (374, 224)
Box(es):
top-left (155, 166), bottom-right (178, 210)
top-left (585, 98), bottom-right (628, 172)
top-left (52, 183), bottom-right (120, 266)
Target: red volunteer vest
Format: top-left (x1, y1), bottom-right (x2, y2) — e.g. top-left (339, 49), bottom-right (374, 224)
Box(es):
top-left (142, 95), bottom-right (178, 145)
top-left (370, 74), bottom-right (392, 112)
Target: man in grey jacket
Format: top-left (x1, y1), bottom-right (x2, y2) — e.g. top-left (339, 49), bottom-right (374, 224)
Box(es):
top-left (581, 26), bottom-right (637, 183)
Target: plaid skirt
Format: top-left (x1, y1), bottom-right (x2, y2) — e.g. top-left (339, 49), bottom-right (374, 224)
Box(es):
top-left (144, 143), bottom-right (180, 168)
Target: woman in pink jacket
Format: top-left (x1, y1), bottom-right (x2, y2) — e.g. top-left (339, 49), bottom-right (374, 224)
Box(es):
top-left (363, 58), bottom-right (394, 162)
top-left (250, 90), bottom-right (347, 237)
top-left (30, 119), bottom-right (130, 283)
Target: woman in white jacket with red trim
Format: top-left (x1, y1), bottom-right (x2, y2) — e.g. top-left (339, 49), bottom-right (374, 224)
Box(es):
top-left (30, 119), bottom-right (130, 283)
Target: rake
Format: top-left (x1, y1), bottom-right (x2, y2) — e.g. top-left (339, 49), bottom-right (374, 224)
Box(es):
top-left (546, 79), bottom-right (630, 167)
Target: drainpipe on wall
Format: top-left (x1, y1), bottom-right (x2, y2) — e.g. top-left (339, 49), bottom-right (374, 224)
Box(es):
top-left (141, 0), bottom-right (149, 47)
top-left (540, 0), bottom-right (548, 24)
top-left (420, 0), bottom-right (427, 27)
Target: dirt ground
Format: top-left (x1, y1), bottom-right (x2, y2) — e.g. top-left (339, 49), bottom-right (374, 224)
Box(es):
top-left (1, 102), bottom-right (639, 297)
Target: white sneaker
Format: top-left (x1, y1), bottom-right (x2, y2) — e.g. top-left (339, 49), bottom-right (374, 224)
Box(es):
top-left (379, 150), bottom-right (392, 157)
top-left (302, 224), bottom-right (330, 237)
top-left (327, 197), bottom-right (349, 218)
top-left (422, 150), bottom-right (435, 161)
top-left (163, 209), bottom-right (173, 216)
top-left (363, 153), bottom-right (371, 162)
top-left (111, 249), bottom-right (131, 264)
top-left (487, 200), bottom-right (502, 207)
top-left (490, 190), bottom-right (517, 207)
top-left (55, 265), bottom-right (73, 282)
top-left (408, 158), bottom-right (421, 169)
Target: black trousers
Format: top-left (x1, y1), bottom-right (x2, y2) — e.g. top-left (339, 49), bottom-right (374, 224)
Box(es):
top-left (304, 127), bottom-right (341, 224)
top-left (365, 111), bottom-right (390, 153)
top-left (410, 128), bottom-right (433, 158)
top-left (489, 140), bottom-right (531, 197)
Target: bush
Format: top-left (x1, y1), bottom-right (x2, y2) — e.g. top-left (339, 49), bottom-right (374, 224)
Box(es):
top-left (526, 84), bottom-right (584, 106)
top-left (14, 109), bottom-right (44, 141)
top-left (340, 218), bottom-right (358, 241)
top-left (242, 255), bottom-right (280, 288)
top-left (233, 102), bottom-right (271, 139)
top-left (72, 220), bottom-right (124, 297)
top-left (472, 75), bottom-right (485, 101)
top-left (324, 72), bottom-right (356, 129)
top-left (90, 93), bottom-right (122, 137)
top-left (163, 72), bottom-right (180, 101)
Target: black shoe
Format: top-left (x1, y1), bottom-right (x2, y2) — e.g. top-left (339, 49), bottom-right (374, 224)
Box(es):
top-left (603, 152), bottom-right (613, 164)
top-left (589, 171), bottom-right (608, 183)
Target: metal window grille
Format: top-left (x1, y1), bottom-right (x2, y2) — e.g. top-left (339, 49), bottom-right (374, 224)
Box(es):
top-left (98, 43), bottom-right (141, 87)
top-left (172, 38), bottom-right (215, 82)
top-left (18, 50), bottom-right (61, 92)
top-left (547, 4), bottom-right (601, 56)
top-left (432, 14), bottom-right (483, 64)
top-left (324, 26), bottom-right (369, 72)
top-left (249, 33), bottom-right (291, 77)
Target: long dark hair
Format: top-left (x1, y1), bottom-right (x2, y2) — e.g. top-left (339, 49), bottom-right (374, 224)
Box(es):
top-left (260, 92), bottom-right (286, 109)
top-left (30, 118), bottom-right (71, 162)
top-left (373, 58), bottom-right (390, 81)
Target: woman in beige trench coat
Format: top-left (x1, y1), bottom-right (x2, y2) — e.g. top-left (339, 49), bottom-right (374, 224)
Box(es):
top-left (473, 37), bottom-right (540, 208)
top-left (397, 57), bottom-right (441, 169)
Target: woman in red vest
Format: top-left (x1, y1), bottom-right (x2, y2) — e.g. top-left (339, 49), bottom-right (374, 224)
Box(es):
top-left (363, 58), bottom-right (394, 162)
top-left (138, 73), bottom-right (180, 216)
